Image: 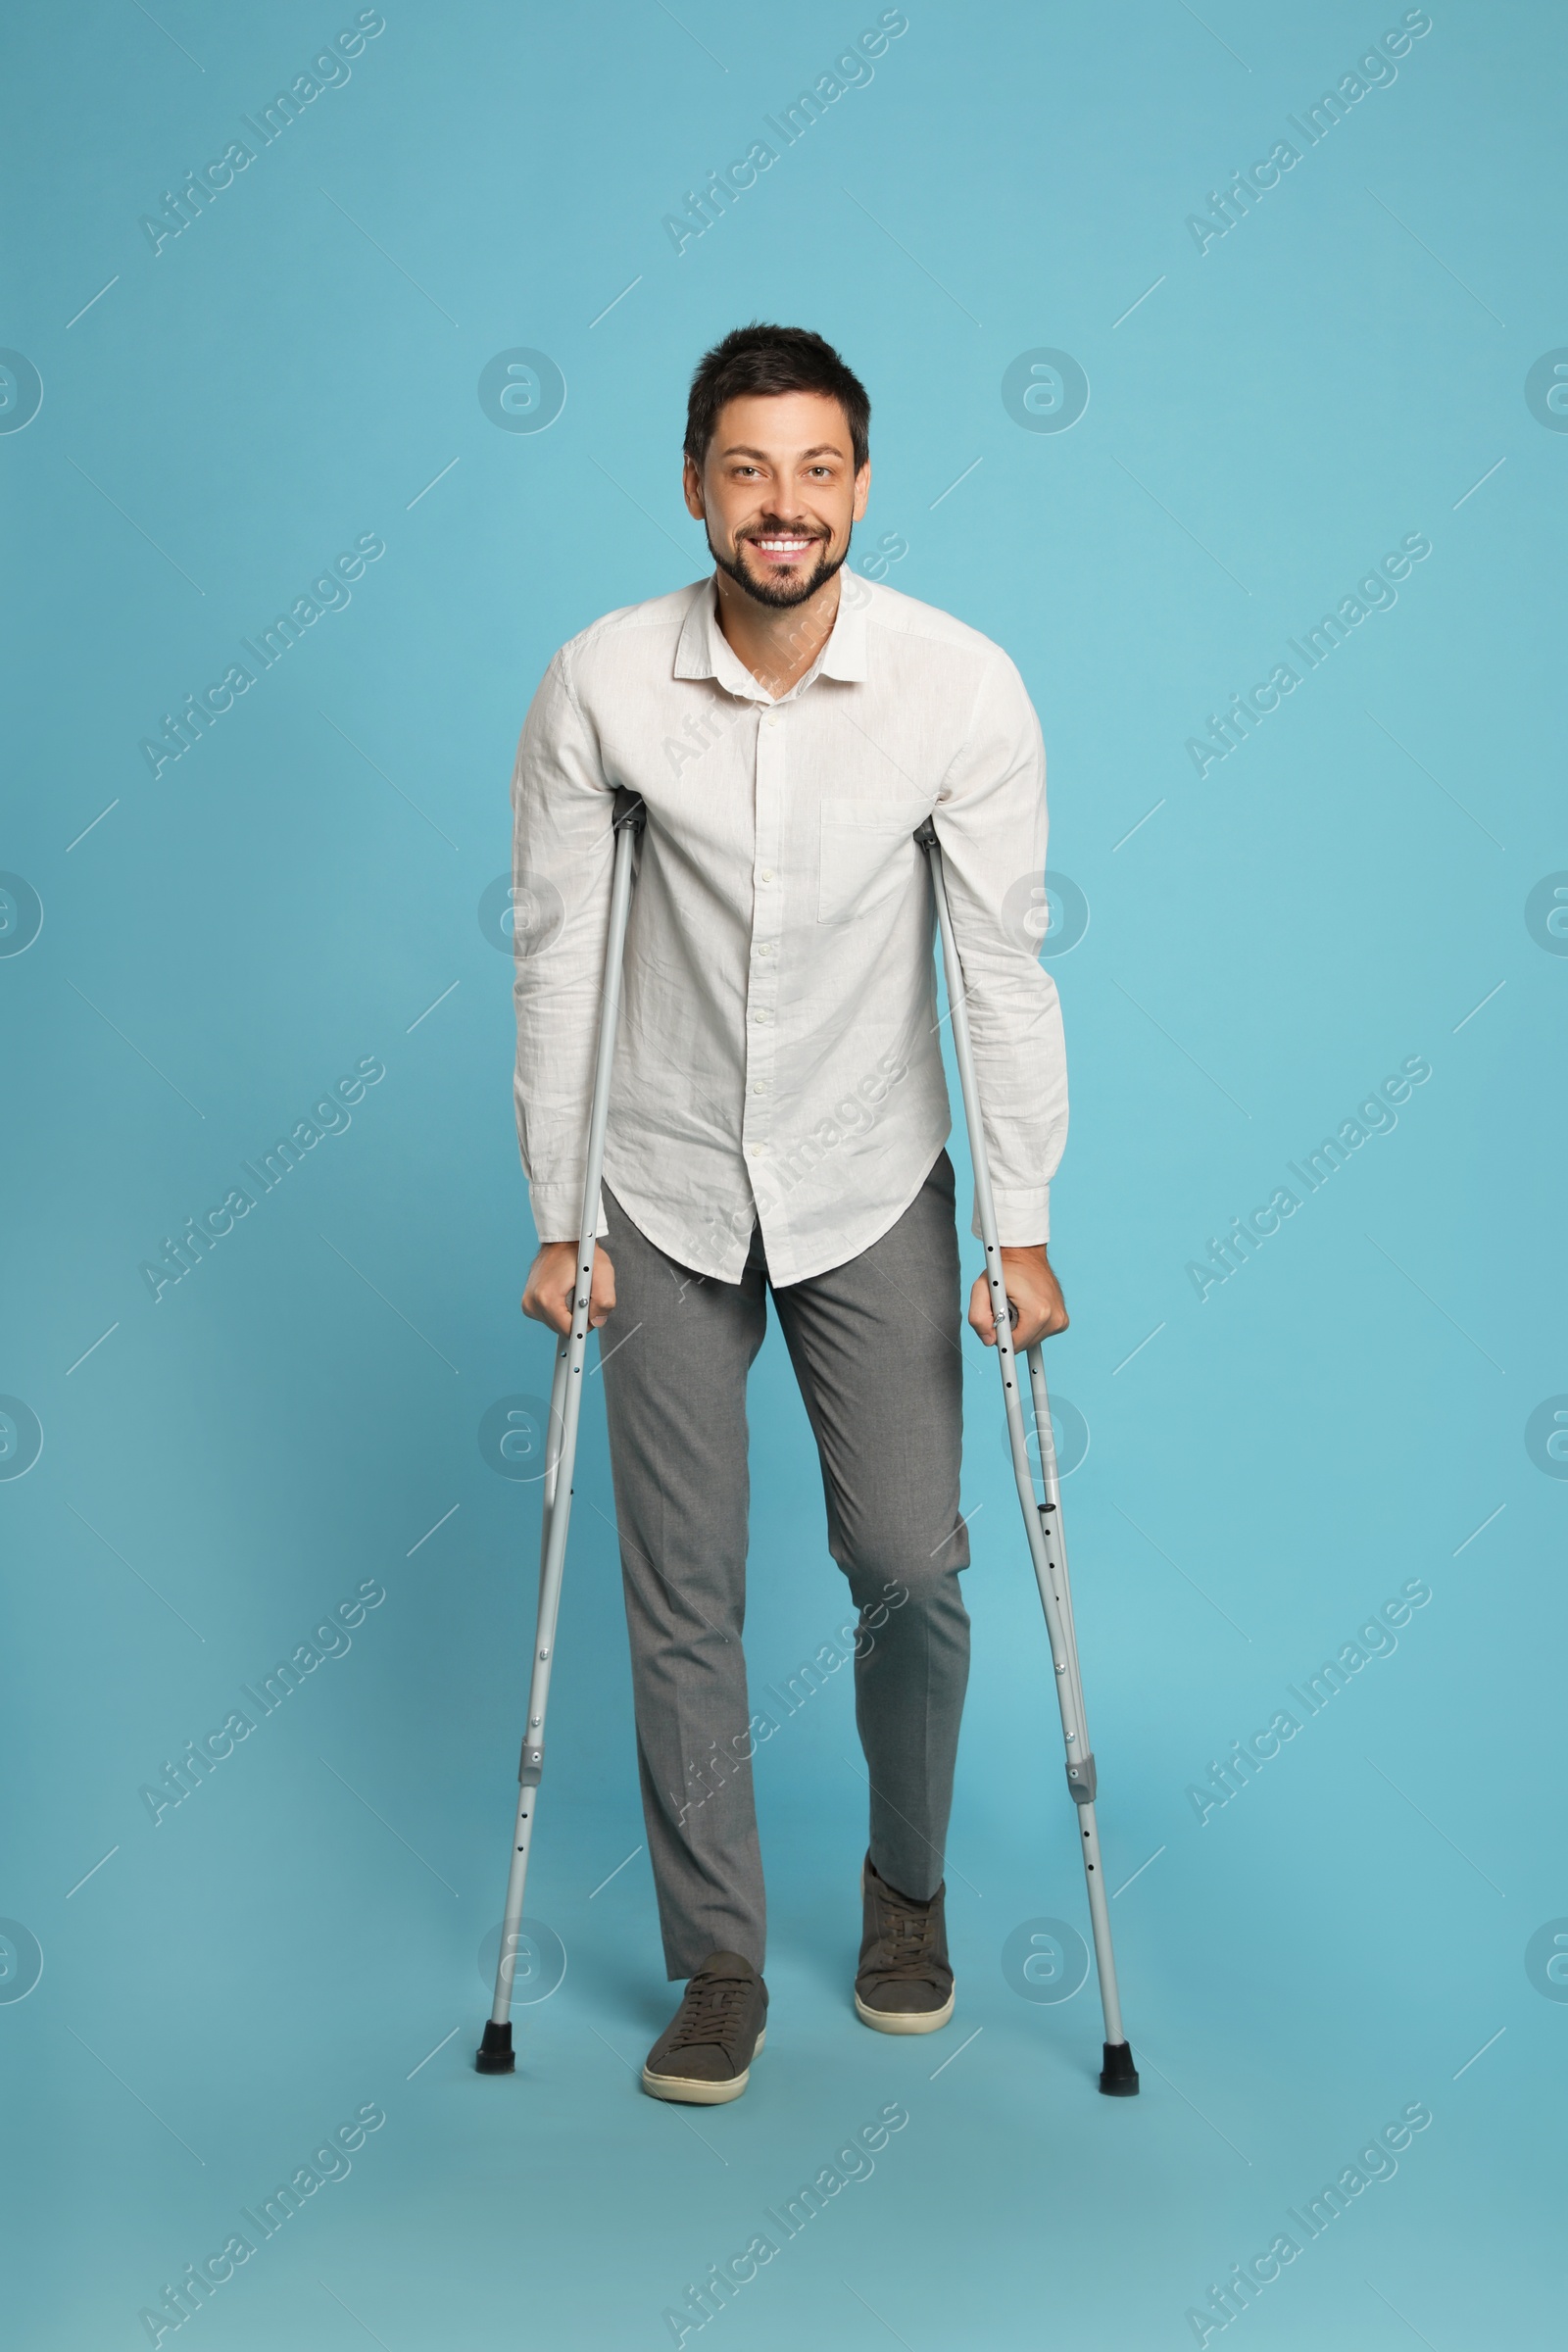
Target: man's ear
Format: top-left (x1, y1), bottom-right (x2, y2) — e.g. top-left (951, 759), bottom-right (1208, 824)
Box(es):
top-left (682, 456), bottom-right (707, 521)
top-left (852, 461), bottom-right (871, 523)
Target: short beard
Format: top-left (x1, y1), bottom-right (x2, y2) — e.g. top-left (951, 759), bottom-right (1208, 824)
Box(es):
top-left (708, 525), bottom-right (849, 611)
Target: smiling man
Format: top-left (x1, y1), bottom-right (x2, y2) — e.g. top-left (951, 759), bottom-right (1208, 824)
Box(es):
top-left (510, 323), bottom-right (1068, 2103)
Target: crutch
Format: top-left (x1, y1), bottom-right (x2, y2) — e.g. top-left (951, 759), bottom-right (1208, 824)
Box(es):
top-left (477, 789), bottom-right (645, 2074)
top-left (916, 820), bottom-right (1139, 2096)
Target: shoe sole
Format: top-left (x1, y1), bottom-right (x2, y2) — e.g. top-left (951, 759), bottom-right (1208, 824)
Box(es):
top-left (854, 1985), bottom-right (956, 2035)
top-left (641, 2026), bottom-right (765, 2104)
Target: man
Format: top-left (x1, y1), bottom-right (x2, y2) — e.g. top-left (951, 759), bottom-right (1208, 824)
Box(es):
top-left (511, 324), bottom-right (1068, 2104)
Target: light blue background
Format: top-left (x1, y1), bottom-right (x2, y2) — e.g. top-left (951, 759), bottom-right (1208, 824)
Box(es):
top-left (4, 2), bottom-right (1564, 2345)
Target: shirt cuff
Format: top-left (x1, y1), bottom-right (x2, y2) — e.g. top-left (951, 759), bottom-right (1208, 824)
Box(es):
top-left (973, 1184), bottom-right (1051, 1248)
top-left (528, 1184), bottom-right (610, 1247)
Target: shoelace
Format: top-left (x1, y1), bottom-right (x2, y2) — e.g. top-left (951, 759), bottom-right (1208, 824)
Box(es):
top-left (875, 1891), bottom-right (936, 1977)
top-left (667, 1977), bottom-right (751, 2049)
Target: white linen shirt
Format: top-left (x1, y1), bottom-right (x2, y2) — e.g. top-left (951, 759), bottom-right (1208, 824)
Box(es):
top-left (510, 569), bottom-right (1067, 1288)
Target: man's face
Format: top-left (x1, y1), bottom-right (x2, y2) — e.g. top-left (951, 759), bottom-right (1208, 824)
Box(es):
top-left (683, 390), bottom-right (870, 610)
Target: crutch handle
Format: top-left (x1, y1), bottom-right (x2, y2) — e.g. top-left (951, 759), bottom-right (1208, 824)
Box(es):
top-left (612, 788), bottom-right (647, 835)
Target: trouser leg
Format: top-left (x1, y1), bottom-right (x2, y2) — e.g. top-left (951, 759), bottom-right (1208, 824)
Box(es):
top-left (599, 1187), bottom-right (769, 1977)
top-left (769, 1152), bottom-right (971, 1901)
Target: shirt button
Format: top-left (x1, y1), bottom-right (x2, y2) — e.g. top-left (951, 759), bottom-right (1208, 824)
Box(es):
top-left (749, 1143), bottom-right (763, 1156)
top-left (760, 869), bottom-right (774, 883)
top-left (752, 1082), bottom-right (765, 1094)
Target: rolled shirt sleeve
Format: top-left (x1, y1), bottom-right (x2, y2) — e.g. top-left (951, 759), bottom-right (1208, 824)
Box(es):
top-left (511, 648), bottom-right (616, 1245)
top-left (932, 650), bottom-right (1067, 1246)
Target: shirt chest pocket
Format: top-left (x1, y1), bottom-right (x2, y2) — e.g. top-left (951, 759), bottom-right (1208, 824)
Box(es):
top-left (817, 799), bottom-right (923, 924)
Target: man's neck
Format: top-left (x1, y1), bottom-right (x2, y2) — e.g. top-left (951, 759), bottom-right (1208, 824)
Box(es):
top-left (711, 566), bottom-right (843, 702)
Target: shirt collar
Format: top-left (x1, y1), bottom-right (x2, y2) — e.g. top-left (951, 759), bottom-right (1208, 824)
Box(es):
top-left (673, 570), bottom-right (871, 700)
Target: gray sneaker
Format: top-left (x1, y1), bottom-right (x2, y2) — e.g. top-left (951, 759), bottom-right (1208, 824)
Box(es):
top-left (642, 1951), bottom-right (767, 2104)
top-left (855, 1855), bottom-right (956, 2034)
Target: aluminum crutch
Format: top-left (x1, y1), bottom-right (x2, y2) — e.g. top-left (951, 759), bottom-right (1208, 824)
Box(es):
top-left (916, 819), bottom-right (1139, 2096)
top-left (477, 790), bottom-right (645, 2074)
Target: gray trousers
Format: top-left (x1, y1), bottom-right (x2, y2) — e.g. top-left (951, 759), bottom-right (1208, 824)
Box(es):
top-left (600, 1153), bottom-right (971, 1978)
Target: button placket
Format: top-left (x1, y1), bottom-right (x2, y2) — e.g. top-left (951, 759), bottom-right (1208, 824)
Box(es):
top-left (743, 704), bottom-right (784, 1173)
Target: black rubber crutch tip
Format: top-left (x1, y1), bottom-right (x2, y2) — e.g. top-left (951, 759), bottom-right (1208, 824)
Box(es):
top-left (1099, 2040), bottom-right (1140, 2096)
top-left (475, 2021), bottom-right (515, 2075)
